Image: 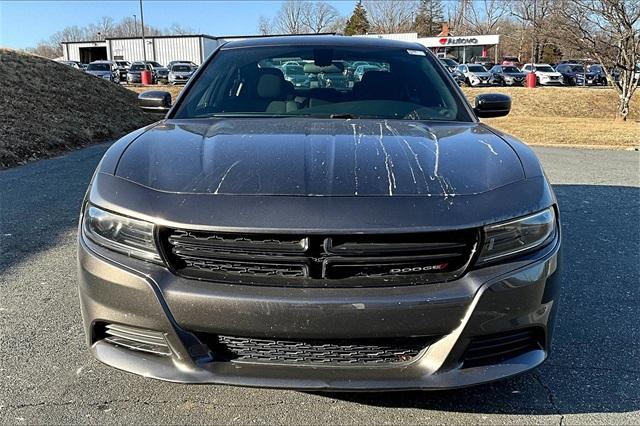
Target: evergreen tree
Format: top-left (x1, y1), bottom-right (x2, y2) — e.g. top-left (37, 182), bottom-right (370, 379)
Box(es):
top-left (413, 0), bottom-right (444, 37)
top-left (344, 1), bottom-right (370, 36)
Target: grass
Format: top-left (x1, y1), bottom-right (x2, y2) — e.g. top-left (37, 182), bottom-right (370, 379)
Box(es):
top-left (0, 49), bottom-right (156, 168)
top-left (463, 87), bottom-right (639, 149)
top-left (128, 84), bottom-right (640, 149)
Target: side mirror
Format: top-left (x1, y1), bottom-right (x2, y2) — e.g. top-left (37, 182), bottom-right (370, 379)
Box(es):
top-left (474, 93), bottom-right (511, 118)
top-left (138, 91), bottom-right (171, 113)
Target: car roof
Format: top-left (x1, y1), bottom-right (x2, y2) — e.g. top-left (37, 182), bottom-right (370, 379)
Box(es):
top-left (90, 60), bottom-right (113, 63)
top-left (220, 35), bottom-right (424, 51)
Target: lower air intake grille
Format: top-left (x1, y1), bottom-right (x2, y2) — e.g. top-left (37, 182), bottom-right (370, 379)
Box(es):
top-left (205, 335), bottom-right (436, 365)
top-left (101, 323), bottom-right (171, 356)
top-left (462, 328), bottom-right (544, 368)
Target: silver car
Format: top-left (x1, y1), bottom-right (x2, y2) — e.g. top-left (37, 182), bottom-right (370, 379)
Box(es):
top-left (456, 64), bottom-right (498, 87)
top-left (85, 61), bottom-right (118, 82)
top-left (168, 63), bottom-right (195, 85)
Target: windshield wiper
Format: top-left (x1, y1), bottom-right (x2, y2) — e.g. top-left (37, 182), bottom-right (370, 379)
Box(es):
top-left (329, 113), bottom-right (354, 119)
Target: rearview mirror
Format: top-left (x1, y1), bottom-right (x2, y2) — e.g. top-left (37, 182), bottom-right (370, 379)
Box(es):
top-left (473, 93), bottom-right (511, 118)
top-left (138, 91), bottom-right (172, 113)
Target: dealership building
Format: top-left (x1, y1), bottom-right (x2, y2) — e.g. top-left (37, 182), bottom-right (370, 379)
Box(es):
top-left (360, 32), bottom-right (501, 64)
top-left (63, 32), bottom-right (500, 66)
top-left (61, 34), bottom-right (244, 65)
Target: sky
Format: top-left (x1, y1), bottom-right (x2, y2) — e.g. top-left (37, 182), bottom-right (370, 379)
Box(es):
top-left (0, 0), bottom-right (358, 49)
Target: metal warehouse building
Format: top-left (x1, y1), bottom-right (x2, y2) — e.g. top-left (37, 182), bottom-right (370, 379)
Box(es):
top-left (61, 34), bottom-right (238, 65)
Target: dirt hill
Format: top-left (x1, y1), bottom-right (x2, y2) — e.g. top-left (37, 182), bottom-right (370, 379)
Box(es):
top-left (0, 49), bottom-right (155, 168)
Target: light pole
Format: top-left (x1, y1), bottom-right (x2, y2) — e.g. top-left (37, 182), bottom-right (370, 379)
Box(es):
top-left (139, 0), bottom-right (146, 62)
top-left (133, 14), bottom-right (138, 36)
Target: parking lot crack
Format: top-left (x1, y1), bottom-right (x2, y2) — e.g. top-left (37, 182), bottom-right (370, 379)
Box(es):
top-left (533, 373), bottom-right (565, 425)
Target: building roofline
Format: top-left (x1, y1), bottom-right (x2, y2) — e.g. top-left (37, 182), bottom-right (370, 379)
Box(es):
top-left (60, 32), bottom-right (337, 44)
top-left (60, 40), bottom-right (105, 44)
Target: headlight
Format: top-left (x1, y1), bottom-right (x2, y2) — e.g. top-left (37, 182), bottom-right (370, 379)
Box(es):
top-left (82, 206), bottom-right (162, 263)
top-left (478, 208), bottom-right (556, 263)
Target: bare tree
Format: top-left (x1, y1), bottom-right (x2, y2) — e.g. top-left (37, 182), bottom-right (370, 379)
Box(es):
top-left (510, 0), bottom-right (556, 62)
top-left (258, 1), bottom-right (342, 35)
top-left (364, 0), bottom-right (419, 34)
top-left (258, 16), bottom-right (272, 35)
top-left (464, 0), bottom-right (508, 34)
top-left (558, 0), bottom-right (639, 121)
top-left (272, 0), bottom-right (307, 34)
top-left (166, 23), bottom-right (195, 35)
top-left (301, 1), bottom-right (340, 33)
top-left (445, 0), bottom-right (471, 34)
top-left (87, 16), bottom-right (115, 40)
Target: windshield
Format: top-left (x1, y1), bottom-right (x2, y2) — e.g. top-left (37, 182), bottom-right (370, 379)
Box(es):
top-left (148, 61), bottom-right (162, 67)
top-left (502, 66), bottom-right (520, 73)
top-left (130, 64), bottom-right (145, 71)
top-left (173, 46), bottom-right (470, 122)
top-left (570, 65), bottom-right (585, 72)
top-left (536, 66), bottom-right (555, 72)
top-left (440, 58), bottom-right (457, 66)
top-left (467, 65), bottom-right (487, 72)
top-left (87, 63), bottom-right (110, 71)
top-left (172, 65), bottom-right (192, 72)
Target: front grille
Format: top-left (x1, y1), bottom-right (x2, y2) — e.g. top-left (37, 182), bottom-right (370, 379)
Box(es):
top-left (161, 228), bottom-right (478, 287)
top-left (462, 328), bottom-right (544, 368)
top-left (202, 335), bottom-right (436, 365)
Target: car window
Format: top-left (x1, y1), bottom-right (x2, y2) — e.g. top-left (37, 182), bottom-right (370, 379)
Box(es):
top-left (173, 46), bottom-right (471, 122)
top-left (490, 66), bottom-right (501, 72)
top-left (535, 65), bottom-right (555, 73)
top-left (467, 65), bottom-right (486, 72)
top-left (130, 64), bottom-right (145, 71)
top-left (172, 65), bottom-right (192, 72)
top-left (502, 66), bottom-right (519, 73)
top-left (87, 63), bottom-right (110, 71)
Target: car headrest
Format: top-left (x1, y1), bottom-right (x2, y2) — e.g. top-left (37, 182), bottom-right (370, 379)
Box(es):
top-left (256, 68), bottom-right (286, 100)
top-left (353, 71), bottom-right (402, 100)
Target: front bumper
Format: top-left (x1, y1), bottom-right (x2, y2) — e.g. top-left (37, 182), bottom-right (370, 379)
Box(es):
top-left (78, 225), bottom-right (561, 390)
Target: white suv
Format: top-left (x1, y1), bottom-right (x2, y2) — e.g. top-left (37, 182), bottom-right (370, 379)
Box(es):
top-left (521, 63), bottom-right (564, 86)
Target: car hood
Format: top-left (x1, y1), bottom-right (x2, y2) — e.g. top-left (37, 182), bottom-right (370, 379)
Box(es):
top-left (568, 71), bottom-right (596, 77)
top-left (114, 119), bottom-right (524, 197)
top-left (503, 72), bottom-right (526, 78)
top-left (86, 70), bottom-right (110, 76)
top-left (469, 72), bottom-right (492, 78)
top-left (171, 71), bottom-right (193, 76)
top-left (536, 71), bottom-right (562, 77)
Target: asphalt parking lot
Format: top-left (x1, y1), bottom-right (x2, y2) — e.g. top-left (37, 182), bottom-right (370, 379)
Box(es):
top-left (0, 144), bottom-right (638, 424)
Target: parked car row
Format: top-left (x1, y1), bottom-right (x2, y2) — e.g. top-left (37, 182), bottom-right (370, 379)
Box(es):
top-left (57, 59), bottom-right (197, 85)
top-left (438, 57), bottom-right (610, 87)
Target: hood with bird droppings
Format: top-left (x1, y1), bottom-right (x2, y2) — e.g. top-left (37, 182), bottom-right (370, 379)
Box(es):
top-left (114, 118), bottom-right (524, 197)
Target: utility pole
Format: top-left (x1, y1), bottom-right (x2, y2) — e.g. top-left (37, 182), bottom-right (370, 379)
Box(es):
top-left (139, 0), bottom-right (146, 61)
top-left (133, 14), bottom-right (138, 36)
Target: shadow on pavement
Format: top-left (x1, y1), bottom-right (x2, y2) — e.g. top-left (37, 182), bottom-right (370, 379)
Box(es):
top-left (0, 144), bottom-right (110, 272)
top-left (317, 184), bottom-right (640, 415)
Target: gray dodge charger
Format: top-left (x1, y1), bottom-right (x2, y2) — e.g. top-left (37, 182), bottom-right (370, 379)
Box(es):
top-left (78, 36), bottom-right (561, 390)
